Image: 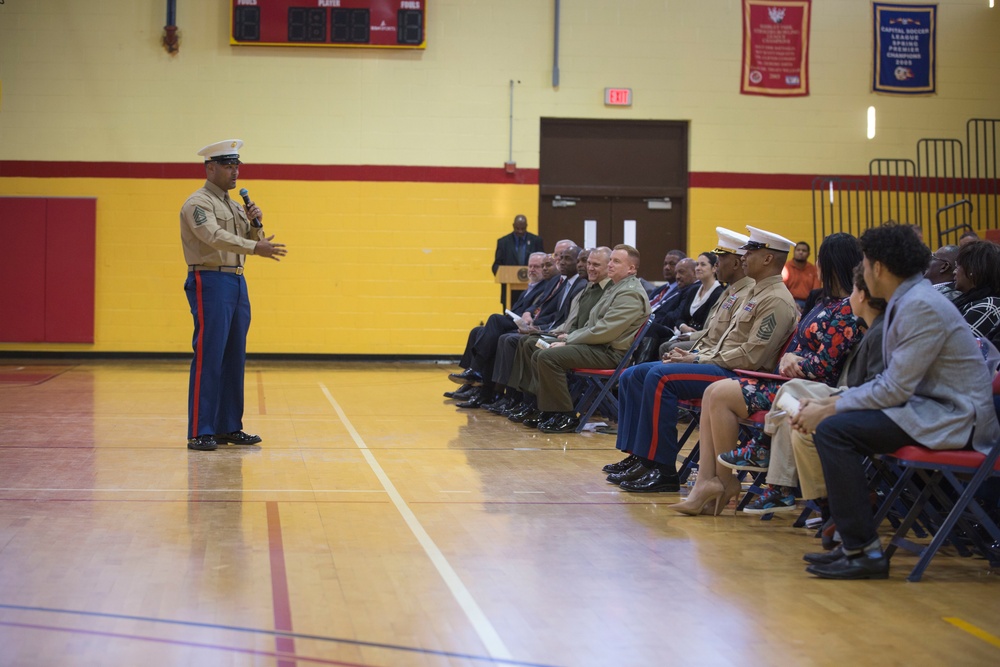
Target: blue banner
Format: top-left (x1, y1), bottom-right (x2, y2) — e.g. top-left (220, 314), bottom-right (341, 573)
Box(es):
top-left (873, 3), bottom-right (936, 95)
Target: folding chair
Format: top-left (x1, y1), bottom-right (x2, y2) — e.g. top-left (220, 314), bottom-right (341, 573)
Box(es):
top-left (880, 442), bottom-right (1000, 581)
top-left (570, 313), bottom-right (655, 433)
top-left (876, 372), bottom-right (1000, 581)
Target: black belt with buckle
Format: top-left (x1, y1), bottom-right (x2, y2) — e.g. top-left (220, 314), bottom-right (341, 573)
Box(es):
top-left (189, 265), bottom-right (244, 275)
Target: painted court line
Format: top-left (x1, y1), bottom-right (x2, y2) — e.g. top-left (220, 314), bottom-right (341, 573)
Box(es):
top-left (0, 620), bottom-right (369, 667)
top-left (0, 488), bottom-right (385, 493)
top-left (944, 617), bottom-right (1000, 650)
top-left (0, 604), bottom-right (556, 667)
top-left (267, 501), bottom-right (296, 666)
top-left (320, 383), bottom-right (513, 661)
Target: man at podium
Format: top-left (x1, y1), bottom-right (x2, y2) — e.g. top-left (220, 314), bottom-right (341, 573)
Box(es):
top-left (493, 214), bottom-right (545, 308)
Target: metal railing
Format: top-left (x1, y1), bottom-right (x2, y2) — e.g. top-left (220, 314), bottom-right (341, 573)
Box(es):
top-left (811, 118), bottom-right (999, 248)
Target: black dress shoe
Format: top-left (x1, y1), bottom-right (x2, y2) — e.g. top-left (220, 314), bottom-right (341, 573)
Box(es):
top-left (216, 430), bottom-right (262, 446)
top-left (603, 454), bottom-right (638, 473)
top-left (537, 413), bottom-right (561, 430)
top-left (803, 545), bottom-right (847, 565)
top-left (456, 390), bottom-right (487, 409)
top-left (539, 413), bottom-right (580, 433)
top-left (521, 410), bottom-right (547, 428)
top-left (187, 435), bottom-right (218, 451)
top-left (500, 402), bottom-right (521, 417)
top-left (806, 553), bottom-right (890, 580)
top-left (485, 396), bottom-right (513, 413)
top-left (508, 404), bottom-right (535, 422)
top-left (448, 369), bottom-right (483, 386)
top-left (444, 383), bottom-right (475, 399)
top-left (619, 467), bottom-right (681, 492)
top-left (606, 460), bottom-right (648, 484)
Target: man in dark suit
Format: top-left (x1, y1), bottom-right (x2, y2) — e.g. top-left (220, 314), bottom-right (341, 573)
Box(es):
top-left (493, 214), bottom-right (545, 308)
top-left (455, 250), bottom-right (572, 408)
top-left (482, 246), bottom-right (587, 411)
top-left (447, 251), bottom-right (552, 400)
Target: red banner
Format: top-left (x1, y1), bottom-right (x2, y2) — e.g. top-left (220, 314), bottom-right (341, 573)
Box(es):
top-left (741, 0), bottom-right (811, 97)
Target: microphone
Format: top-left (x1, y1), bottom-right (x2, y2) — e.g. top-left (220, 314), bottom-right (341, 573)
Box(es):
top-left (238, 188), bottom-right (263, 228)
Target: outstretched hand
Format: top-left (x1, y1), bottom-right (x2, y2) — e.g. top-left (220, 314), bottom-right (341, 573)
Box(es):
top-left (255, 235), bottom-right (288, 261)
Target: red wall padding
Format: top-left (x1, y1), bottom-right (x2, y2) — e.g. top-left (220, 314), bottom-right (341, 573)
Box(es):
top-left (0, 197), bottom-right (96, 343)
top-left (46, 199), bottom-right (97, 343)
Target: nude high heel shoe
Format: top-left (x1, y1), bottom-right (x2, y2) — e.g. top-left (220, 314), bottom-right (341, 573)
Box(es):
top-left (669, 476), bottom-right (725, 516)
top-left (710, 473), bottom-right (743, 516)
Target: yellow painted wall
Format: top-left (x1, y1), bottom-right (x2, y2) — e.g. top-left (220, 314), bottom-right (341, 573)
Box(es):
top-left (0, 177), bottom-right (536, 354)
top-left (1, 1), bottom-right (998, 354)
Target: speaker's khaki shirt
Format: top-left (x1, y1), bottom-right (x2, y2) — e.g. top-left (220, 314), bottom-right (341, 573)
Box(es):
top-left (180, 181), bottom-right (257, 268)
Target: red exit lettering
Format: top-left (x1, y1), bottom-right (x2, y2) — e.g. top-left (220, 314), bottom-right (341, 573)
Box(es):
top-left (604, 88), bottom-right (632, 106)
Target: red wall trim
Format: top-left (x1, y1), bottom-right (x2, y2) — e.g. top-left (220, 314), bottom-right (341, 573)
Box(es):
top-left (2, 161), bottom-right (993, 193)
top-left (690, 172), bottom-right (824, 190)
top-left (0, 161), bottom-right (540, 185)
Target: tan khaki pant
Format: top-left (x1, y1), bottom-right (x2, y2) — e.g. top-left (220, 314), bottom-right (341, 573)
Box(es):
top-left (763, 379), bottom-right (838, 499)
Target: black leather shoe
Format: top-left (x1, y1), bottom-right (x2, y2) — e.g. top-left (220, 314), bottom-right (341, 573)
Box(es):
top-left (537, 413), bottom-right (561, 430)
top-left (803, 545), bottom-right (847, 565)
top-left (806, 553), bottom-right (890, 580)
top-left (539, 413), bottom-right (580, 433)
top-left (187, 435), bottom-right (218, 451)
top-left (485, 396), bottom-right (513, 413)
top-left (448, 369), bottom-right (483, 386)
top-left (444, 383), bottom-right (475, 399)
top-left (603, 454), bottom-right (638, 474)
top-left (508, 404), bottom-right (535, 422)
top-left (606, 460), bottom-right (648, 484)
top-left (521, 410), bottom-right (547, 428)
top-left (216, 431), bottom-right (262, 446)
top-left (619, 467), bottom-right (681, 492)
top-left (500, 401), bottom-right (522, 417)
top-left (456, 390), bottom-right (487, 409)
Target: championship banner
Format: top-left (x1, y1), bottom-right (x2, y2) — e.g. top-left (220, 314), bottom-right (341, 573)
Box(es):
top-left (740, 0), bottom-right (811, 97)
top-left (873, 3), bottom-right (936, 95)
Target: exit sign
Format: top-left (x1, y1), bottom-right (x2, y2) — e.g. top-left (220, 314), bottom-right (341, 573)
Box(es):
top-left (604, 88), bottom-right (632, 106)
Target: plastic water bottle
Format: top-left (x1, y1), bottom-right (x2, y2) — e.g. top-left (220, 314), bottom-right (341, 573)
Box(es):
top-left (686, 467), bottom-right (699, 488)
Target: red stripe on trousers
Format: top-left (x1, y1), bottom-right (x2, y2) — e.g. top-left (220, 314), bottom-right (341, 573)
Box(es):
top-left (191, 272), bottom-right (204, 438)
top-left (648, 372), bottom-right (729, 461)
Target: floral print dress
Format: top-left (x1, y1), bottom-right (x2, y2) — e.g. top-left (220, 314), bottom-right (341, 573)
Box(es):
top-left (739, 297), bottom-right (864, 414)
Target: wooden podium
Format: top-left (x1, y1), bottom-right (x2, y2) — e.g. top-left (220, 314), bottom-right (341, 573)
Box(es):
top-left (495, 265), bottom-right (529, 310)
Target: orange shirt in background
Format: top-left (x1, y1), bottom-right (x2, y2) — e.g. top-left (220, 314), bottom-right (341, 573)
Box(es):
top-left (782, 261), bottom-right (821, 300)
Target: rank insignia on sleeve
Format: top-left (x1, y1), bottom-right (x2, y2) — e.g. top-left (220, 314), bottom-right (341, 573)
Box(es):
top-left (193, 206), bottom-right (207, 226)
top-left (756, 313), bottom-right (777, 341)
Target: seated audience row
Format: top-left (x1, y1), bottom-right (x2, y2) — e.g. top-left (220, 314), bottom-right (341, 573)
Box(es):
top-left (664, 224), bottom-right (998, 580)
top-left (451, 222), bottom-right (1000, 581)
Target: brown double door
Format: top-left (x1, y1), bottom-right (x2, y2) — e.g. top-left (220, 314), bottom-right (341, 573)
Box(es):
top-left (538, 118), bottom-right (689, 282)
top-left (540, 195), bottom-right (685, 281)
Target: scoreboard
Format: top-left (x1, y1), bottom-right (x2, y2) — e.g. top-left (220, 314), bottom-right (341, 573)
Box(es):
top-left (231, 0), bottom-right (426, 49)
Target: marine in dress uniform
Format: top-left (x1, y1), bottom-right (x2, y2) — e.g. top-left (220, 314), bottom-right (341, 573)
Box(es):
top-left (608, 226), bottom-right (798, 492)
top-left (180, 139), bottom-right (287, 451)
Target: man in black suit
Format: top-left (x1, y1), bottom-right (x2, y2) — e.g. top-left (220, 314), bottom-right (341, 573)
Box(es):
top-left (454, 248), bottom-right (573, 408)
top-left (493, 214), bottom-right (545, 308)
top-left (482, 246), bottom-right (587, 410)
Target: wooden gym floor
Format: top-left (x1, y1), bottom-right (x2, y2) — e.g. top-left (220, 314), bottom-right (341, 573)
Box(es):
top-left (0, 360), bottom-right (998, 667)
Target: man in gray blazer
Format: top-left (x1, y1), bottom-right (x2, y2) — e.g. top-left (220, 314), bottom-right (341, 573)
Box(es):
top-left (792, 223), bottom-right (1000, 580)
